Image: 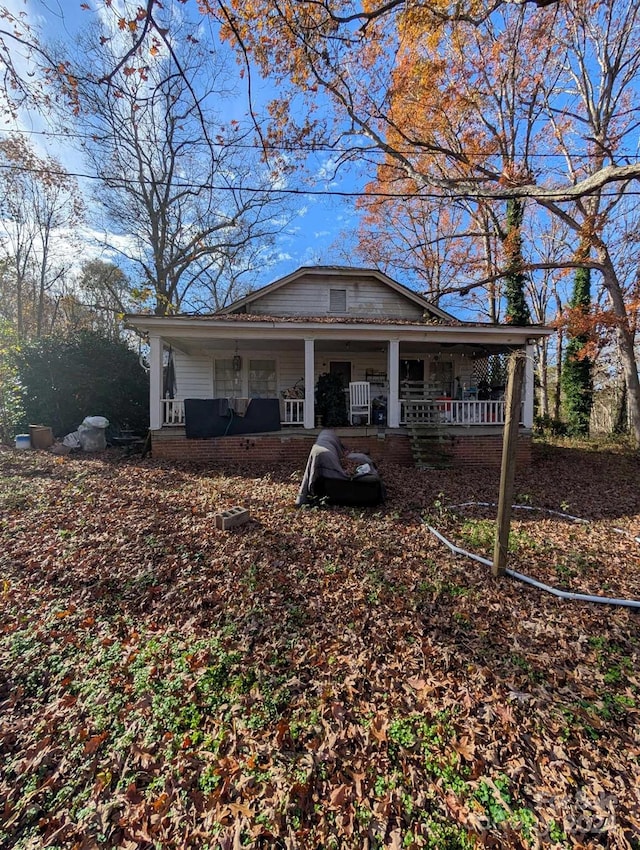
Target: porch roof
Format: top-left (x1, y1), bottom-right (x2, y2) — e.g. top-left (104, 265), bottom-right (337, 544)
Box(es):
top-left (126, 313), bottom-right (552, 351)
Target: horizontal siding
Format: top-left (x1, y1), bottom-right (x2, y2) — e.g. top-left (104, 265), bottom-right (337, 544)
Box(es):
top-left (174, 348), bottom-right (477, 402)
top-left (250, 272), bottom-right (425, 320)
top-left (174, 352), bottom-right (212, 400)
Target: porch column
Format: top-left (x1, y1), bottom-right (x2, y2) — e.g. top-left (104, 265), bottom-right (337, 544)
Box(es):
top-left (149, 334), bottom-right (163, 430)
top-left (303, 337), bottom-right (315, 429)
top-left (523, 343), bottom-right (535, 428)
top-left (387, 338), bottom-right (400, 428)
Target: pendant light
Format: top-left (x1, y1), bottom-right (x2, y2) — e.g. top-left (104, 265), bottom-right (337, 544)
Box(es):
top-left (233, 342), bottom-right (242, 372)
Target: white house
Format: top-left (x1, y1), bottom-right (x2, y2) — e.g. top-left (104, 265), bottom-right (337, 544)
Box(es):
top-left (127, 266), bottom-right (552, 467)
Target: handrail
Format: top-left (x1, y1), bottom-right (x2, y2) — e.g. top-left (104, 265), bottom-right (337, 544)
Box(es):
top-left (402, 399), bottom-right (519, 426)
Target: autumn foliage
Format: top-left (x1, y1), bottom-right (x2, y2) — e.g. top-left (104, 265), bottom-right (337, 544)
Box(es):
top-left (1, 443), bottom-right (639, 848)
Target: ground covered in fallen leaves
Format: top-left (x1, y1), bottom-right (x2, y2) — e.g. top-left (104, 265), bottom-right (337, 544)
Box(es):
top-left (1, 439), bottom-right (639, 850)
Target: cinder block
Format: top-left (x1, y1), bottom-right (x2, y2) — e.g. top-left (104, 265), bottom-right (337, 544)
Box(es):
top-left (215, 506), bottom-right (250, 530)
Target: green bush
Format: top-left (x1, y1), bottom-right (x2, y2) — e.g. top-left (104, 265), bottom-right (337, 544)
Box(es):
top-left (315, 372), bottom-right (348, 427)
top-left (533, 414), bottom-right (568, 437)
top-left (12, 331), bottom-right (149, 437)
top-left (0, 320), bottom-right (25, 445)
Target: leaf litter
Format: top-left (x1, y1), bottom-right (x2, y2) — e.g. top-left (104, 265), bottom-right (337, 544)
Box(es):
top-left (0, 440), bottom-right (639, 849)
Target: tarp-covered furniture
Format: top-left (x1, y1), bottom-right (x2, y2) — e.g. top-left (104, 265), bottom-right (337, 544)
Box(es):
top-left (184, 398), bottom-right (281, 438)
top-left (296, 429), bottom-right (385, 507)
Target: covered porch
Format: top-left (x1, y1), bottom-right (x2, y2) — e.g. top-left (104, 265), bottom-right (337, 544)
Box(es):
top-left (143, 321), bottom-right (538, 433)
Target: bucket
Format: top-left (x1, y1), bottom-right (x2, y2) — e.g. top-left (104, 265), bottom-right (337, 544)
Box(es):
top-left (15, 434), bottom-right (31, 450)
top-left (29, 424), bottom-right (54, 450)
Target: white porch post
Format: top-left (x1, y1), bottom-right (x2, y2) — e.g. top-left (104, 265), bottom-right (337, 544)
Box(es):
top-left (387, 338), bottom-right (400, 428)
top-left (303, 338), bottom-right (315, 429)
top-left (523, 343), bottom-right (535, 428)
top-left (149, 334), bottom-right (163, 430)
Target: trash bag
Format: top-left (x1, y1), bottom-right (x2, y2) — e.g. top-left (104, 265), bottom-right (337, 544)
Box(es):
top-left (62, 431), bottom-right (81, 449)
top-left (78, 416), bottom-right (110, 451)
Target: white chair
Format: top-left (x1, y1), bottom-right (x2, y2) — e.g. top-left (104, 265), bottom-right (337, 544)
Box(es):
top-left (349, 381), bottom-right (371, 425)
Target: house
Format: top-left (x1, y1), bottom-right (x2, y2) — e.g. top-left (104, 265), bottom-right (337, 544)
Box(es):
top-left (127, 266), bottom-right (552, 467)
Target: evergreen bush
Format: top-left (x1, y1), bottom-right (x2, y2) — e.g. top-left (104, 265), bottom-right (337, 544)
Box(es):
top-left (315, 372), bottom-right (348, 427)
top-left (12, 330), bottom-right (149, 438)
top-left (561, 265), bottom-right (593, 437)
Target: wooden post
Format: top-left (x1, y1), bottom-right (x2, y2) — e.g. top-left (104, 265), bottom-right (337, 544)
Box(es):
top-left (493, 348), bottom-right (527, 576)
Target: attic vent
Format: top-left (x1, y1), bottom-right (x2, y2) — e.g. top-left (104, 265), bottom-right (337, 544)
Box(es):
top-left (329, 288), bottom-right (347, 313)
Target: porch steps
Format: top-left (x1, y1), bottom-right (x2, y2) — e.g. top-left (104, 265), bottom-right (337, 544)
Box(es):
top-left (406, 423), bottom-right (454, 469)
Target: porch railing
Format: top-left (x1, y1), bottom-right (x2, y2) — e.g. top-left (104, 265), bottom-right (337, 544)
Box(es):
top-left (401, 399), bottom-right (514, 426)
top-left (282, 398), bottom-right (305, 425)
top-left (162, 398), bottom-right (185, 426)
top-left (160, 398), bottom-right (307, 427)
top-left (161, 396), bottom-right (514, 428)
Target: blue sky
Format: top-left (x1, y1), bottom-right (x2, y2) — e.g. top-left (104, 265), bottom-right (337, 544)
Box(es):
top-left (0, 0), bottom-right (369, 295)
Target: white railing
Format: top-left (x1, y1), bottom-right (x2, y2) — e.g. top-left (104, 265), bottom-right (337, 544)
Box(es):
top-left (161, 397), bottom-right (307, 427)
top-left (161, 396), bottom-right (513, 428)
top-left (162, 398), bottom-right (185, 426)
top-left (282, 398), bottom-right (305, 425)
top-left (401, 399), bottom-right (515, 426)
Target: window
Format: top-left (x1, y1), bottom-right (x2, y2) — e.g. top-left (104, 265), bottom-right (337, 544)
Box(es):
top-left (249, 359), bottom-right (276, 398)
top-left (329, 288), bottom-right (347, 313)
top-left (215, 359), bottom-right (242, 397)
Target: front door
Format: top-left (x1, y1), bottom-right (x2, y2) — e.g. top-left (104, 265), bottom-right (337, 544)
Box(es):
top-left (401, 359), bottom-right (424, 382)
top-left (329, 360), bottom-right (352, 388)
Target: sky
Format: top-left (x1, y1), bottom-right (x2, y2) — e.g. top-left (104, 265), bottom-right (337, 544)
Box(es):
top-left (0, 0), bottom-right (368, 297)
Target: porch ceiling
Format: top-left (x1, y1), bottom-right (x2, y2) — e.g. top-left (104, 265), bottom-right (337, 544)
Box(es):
top-left (163, 335), bottom-right (520, 358)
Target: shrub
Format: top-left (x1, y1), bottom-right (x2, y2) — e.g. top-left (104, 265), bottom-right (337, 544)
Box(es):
top-left (315, 372), bottom-right (348, 427)
top-left (533, 414), bottom-right (568, 437)
top-left (0, 320), bottom-right (24, 445)
top-left (12, 330), bottom-right (149, 437)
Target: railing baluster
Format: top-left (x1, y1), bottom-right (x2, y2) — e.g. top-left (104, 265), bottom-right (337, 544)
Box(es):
top-left (162, 399), bottom-right (185, 426)
top-left (403, 398), bottom-right (514, 426)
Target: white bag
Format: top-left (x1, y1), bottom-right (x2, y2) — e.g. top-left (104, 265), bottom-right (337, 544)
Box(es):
top-left (78, 416), bottom-right (109, 451)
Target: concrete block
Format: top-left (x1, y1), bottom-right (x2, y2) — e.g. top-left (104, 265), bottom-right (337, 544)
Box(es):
top-left (215, 506), bottom-right (250, 530)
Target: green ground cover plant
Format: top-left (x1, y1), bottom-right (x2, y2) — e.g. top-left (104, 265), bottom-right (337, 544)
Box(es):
top-left (1, 441), bottom-right (639, 848)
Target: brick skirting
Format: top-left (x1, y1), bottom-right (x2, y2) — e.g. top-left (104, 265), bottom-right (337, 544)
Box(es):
top-left (151, 429), bottom-right (532, 469)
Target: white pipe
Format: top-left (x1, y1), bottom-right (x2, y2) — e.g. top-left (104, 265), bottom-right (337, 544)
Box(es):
top-left (425, 523), bottom-right (640, 610)
top-left (447, 501), bottom-right (588, 524)
top-left (447, 502), bottom-right (640, 542)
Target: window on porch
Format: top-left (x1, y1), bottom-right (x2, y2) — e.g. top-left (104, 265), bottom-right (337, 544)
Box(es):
top-left (249, 359), bottom-right (277, 398)
top-left (215, 359), bottom-right (242, 397)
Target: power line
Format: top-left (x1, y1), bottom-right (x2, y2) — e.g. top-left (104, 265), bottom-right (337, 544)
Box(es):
top-left (1, 126), bottom-right (639, 161)
top-left (1, 161), bottom-right (640, 203)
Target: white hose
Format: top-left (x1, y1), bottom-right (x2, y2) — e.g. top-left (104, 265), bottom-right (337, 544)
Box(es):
top-left (425, 523), bottom-right (640, 610)
top-left (448, 502), bottom-right (640, 545)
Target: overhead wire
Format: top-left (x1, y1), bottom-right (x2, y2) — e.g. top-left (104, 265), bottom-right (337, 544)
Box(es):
top-left (2, 125), bottom-right (640, 160)
top-left (0, 161), bottom-right (639, 202)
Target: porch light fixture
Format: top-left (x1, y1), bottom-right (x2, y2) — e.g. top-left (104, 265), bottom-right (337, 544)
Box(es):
top-left (233, 343), bottom-right (242, 372)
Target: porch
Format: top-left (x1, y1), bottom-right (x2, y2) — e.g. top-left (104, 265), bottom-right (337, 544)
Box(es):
top-left (161, 394), bottom-right (517, 428)
top-left (132, 313), bottom-right (545, 448)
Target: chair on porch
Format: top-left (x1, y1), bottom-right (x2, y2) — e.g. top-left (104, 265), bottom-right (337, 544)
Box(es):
top-left (349, 381), bottom-right (371, 425)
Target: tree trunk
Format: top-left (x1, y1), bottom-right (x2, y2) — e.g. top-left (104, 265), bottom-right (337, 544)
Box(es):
top-left (554, 330), bottom-right (562, 422)
top-left (596, 248), bottom-right (640, 446)
top-left (613, 379), bottom-right (628, 435)
top-left (537, 339), bottom-right (549, 418)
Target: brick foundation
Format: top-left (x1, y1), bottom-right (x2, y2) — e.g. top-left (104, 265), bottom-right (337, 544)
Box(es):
top-left (151, 428), bottom-right (532, 469)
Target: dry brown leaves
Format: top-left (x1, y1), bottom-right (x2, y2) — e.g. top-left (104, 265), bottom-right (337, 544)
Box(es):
top-left (0, 440), bottom-right (639, 849)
